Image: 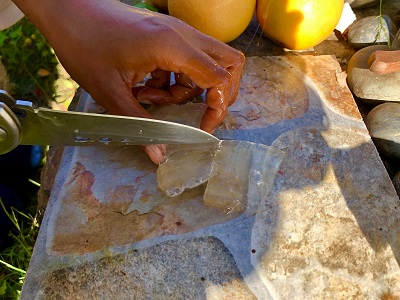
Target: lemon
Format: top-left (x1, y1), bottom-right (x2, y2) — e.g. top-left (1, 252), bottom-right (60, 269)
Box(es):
top-left (168, 0), bottom-right (256, 43)
top-left (257, 0), bottom-right (344, 50)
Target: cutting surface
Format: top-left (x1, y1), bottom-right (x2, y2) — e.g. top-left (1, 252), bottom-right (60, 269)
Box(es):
top-left (21, 55), bottom-right (400, 299)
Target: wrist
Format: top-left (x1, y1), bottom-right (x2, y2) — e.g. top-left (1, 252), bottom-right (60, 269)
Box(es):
top-left (11, 0), bottom-right (131, 46)
top-left (12, 0), bottom-right (151, 47)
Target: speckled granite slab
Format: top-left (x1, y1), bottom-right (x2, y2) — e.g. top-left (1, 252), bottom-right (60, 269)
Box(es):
top-left (21, 55), bottom-right (400, 299)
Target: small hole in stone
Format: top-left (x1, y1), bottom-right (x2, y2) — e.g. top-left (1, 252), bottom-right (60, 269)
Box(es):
top-left (251, 249), bottom-right (256, 253)
top-left (176, 221), bottom-right (182, 226)
top-left (379, 228), bottom-right (383, 231)
top-left (200, 277), bottom-right (205, 281)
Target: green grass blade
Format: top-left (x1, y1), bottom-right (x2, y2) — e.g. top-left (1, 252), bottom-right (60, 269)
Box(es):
top-left (0, 260), bottom-right (26, 275)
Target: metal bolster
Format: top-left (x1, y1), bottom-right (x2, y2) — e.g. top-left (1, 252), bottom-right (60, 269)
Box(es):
top-left (0, 90), bottom-right (16, 109)
top-left (0, 91), bottom-right (22, 154)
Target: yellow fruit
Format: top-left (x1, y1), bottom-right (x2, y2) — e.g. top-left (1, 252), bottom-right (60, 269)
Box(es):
top-left (256, 0), bottom-right (344, 50)
top-left (168, 0), bottom-right (256, 43)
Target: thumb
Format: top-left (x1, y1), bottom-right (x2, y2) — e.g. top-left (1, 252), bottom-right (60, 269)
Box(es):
top-left (89, 81), bottom-right (152, 119)
top-left (87, 77), bottom-right (166, 164)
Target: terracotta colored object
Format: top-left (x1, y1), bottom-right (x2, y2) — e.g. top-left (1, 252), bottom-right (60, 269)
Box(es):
top-left (369, 49), bottom-right (400, 74)
top-left (347, 45), bottom-right (400, 103)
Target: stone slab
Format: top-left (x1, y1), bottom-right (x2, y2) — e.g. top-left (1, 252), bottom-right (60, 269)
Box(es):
top-left (21, 55), bottom-right (400, 299)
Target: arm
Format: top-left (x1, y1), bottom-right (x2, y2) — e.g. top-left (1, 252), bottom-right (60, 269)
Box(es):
top-left (11, 0), bottom-right (245, 162)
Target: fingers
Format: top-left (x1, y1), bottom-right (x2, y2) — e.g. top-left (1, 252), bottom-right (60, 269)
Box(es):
top-left (175, 73), bottom-right (196, 88)
top-left (145, 69), bottom-right (171, 89)
top-left (136, 42), bottom-right (244, 131)
top-left (226, 64), bottom-right (243, 106)
top-left (202, 44), bottom-right (245, 107)
top-left (136, 85), bottom-right (203, 105)
top-left (156, 39), bottom-right (232, 90)
top-left (193, 43), bottom-right (244, 132)
top-left (154, 28), bottom-right (244, 131)
top-left (199, 35), bottom-right (245, 70)
top-left (97, 86), bottom-right (152, 119)
top-left (201, 45), bottom-right (244, 130)
top-left (201, 87), bottom-right (229, 133)
top-left (135, 72), bottom-right (204, 105)
top-left (130, 17), bottom-right (245, 133)
top-left (194, 40), bottom-right (244, 133)
top-left (89, 71), bottom-right (152, 119)
top-left (188, 28), bottom-right (245, 98)
top-left (142, 144), bottom-right (166, 165)
top-left (87, 73), bottom-right (168, 165)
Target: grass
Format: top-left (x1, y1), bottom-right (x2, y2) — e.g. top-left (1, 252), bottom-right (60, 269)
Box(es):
top-left (0, 18), bottom-right (58, 108)
top-left (375, 0), bottom-right (391, 46)
top-left (0, 198), bottom-right (40, 299)
top-left (0, 17), bottom-right (55, 300)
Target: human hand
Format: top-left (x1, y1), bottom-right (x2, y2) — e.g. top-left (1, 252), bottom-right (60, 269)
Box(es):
top-left (12, 0), bottom-right (245, 164)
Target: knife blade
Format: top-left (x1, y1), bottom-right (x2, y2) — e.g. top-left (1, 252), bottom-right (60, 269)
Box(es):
top-left (0, 95), bottom-right (220, 155)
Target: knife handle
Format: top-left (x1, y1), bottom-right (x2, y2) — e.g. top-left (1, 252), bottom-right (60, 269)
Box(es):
top-left (0, 102), bottom-right (22, 155)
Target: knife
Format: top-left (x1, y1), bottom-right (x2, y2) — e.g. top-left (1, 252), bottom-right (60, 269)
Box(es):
top-left (0, 90), bottom-right (220, 155)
